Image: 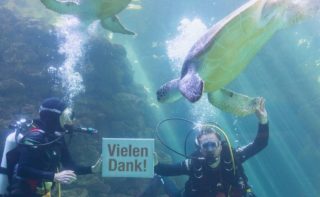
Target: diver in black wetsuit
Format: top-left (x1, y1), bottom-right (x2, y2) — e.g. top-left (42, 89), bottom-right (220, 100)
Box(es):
top-left (141, 97), bottom-right (268, 197)
top-left (8, 97), bottom-right (101, 197)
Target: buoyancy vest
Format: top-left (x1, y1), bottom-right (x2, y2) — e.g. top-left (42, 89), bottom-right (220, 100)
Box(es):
top-left (4, 124), bottom-right (61, 196)
top-left (184, 143), bottom-right (250, 197)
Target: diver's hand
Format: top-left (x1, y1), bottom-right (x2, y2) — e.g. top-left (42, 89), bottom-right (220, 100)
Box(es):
top-left (255, 97), bottom-right (268, 124)
top-left (54, 170), bottom-right (77, 184)
top-left (91, 156), bottom-right (102, 174)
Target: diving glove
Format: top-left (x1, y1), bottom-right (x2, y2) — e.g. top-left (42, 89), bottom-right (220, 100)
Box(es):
top-left (54, 170), bottom-right (77, 184)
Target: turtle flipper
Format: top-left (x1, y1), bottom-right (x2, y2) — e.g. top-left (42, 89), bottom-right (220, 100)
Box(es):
top-left (157, 79), bottom-right (182, 103)
top-left (101, 16), bottom-right (135, 35)
top-left (40, 0), bottom-right (79, 15)
top-left (207, 88), bottom-right (259, 116)
top-left (179, 70), bottom-right (203, 103)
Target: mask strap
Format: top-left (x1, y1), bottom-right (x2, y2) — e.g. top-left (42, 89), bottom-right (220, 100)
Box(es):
top-left (39, 106), bottom-right (62, 114)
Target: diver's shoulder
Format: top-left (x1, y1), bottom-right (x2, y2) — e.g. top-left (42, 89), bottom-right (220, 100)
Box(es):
top-left (23, 128), bottom-right (46, 144)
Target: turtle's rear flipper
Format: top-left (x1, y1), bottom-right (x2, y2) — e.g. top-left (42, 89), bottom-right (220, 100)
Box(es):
top-left (179, 71), bottom-right (203, 103)
top-left (40, 0), bottom-right (78, 15)
top-left (208, 88), bottom-right (259, 116)
top-left (101, 16), bottom-right (135, 35)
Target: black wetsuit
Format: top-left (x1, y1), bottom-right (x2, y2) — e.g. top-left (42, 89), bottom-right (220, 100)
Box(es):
top-left (154, 123), bottom-right (269, 197)
top-left (9, 119), bottom-right (92, 197)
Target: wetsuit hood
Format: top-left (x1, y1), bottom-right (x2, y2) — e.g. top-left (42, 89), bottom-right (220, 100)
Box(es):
top-left (39, 97), bottom-right (67, 133)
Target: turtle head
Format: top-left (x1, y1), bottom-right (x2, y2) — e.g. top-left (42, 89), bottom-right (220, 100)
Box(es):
top-left (157, 79), bottom-right (182, 103)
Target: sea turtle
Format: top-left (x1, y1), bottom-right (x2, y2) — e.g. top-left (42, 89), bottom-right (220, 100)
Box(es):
top-left (40, 0), bottom-right (135, 35)
top-left (157, 0), bottom-right (305, 116)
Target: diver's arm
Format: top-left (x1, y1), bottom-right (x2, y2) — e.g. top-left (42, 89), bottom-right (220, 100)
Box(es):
top-left (155, 160), bottom-right (189, 176)
top-left (60, 139), bottom-right (92, 175)
top-left (17, 164), bottom-right (55, 181)
top-left (236, 97), bottom-right (269, 162)
top-left (236, 122), bottom-right (269, 162)
top-left (17, 133), bottom-right (55, 180)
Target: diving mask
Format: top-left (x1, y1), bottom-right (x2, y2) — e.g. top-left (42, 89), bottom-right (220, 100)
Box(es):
top-left (59, 107), bottom-right (74, 129)
top-left (200, 134), bottom-right (221, 153)
top-left (201, 141), bottom-right (220, 153)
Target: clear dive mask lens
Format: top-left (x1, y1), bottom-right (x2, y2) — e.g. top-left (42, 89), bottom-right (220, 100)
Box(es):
top-left (201, 141), bottom-right (219, 152)
top-left (59, 108), bottom-right (74, 129)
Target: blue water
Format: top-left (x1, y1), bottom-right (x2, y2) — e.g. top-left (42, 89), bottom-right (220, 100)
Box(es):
top-left (119, 1), bottom-right (320, 196)
top-left (1, 0), bottom-right (320, 196)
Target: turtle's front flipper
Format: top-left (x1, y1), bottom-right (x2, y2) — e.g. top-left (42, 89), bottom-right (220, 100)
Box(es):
top-left (157, 79), bottom-right (183, 103)
top-left (179, 70), bottom-right (204, 103)
top-left (40, 0), bottom-right (79, 15)
top-left (101, 16), bottom-right (135, 35)
top-left (208, 88), bottom-right (259, 116)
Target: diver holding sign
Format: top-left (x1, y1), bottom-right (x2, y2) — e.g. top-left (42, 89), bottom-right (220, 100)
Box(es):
top-left (0, 97), bottom-right (101, 197)
top-left (140, 97), bottom-right (268, 197)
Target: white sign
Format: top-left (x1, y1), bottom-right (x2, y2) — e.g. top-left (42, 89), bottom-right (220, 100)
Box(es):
top-left (102, 138), bottom-right (154, 178)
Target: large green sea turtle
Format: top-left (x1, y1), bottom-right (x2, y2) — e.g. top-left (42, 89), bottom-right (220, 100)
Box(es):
top-left (157, 0), bottom-right (306, 116)
top-left (40, 0), bottom-right (136, 35)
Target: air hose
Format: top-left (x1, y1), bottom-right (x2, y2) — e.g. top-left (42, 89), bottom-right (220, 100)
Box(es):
top-left (155, 117), bottom-right (235, 176)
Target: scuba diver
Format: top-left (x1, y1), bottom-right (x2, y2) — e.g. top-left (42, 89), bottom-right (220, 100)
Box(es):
top-left (140, 97), bottom-right (268, 197)
top-left (0, 97), bottom-right (101, 197)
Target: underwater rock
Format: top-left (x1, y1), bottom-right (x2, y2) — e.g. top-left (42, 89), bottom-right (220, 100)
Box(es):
top-left (20, 104), bottom-right (37, 116)
top-left (0, 9), bottom-right (62, 73)
top-left (0, 7), bottom-right (62, 101)
top-left (0, 6), bottom-right (63, 179)
top-left (84, 37), bottom-right (133, 88)
top-left (112, 43), bottom-right (127, 57)
top-left (76, 176), bottom-right (111, 195)
top-left (2, 42), bottom-right (39, 68)
top-left (61, 188), bottom-right (89, 197)
top-left (69, 35), bottom-right (158, 196)
top-left (113, 92), bottom-right (142, 103)
top-left (0, 79), bottom-right (25, 95)
top-left (0, 7), bottom-right (158, 197)
top-left (110, 92), bottom-right (143, 119)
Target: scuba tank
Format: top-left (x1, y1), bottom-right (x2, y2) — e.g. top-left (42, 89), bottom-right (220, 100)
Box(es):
top-left (0, 119), bottom-right (28, 195)
top-left (0, 118), bottom-right (98, 195)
